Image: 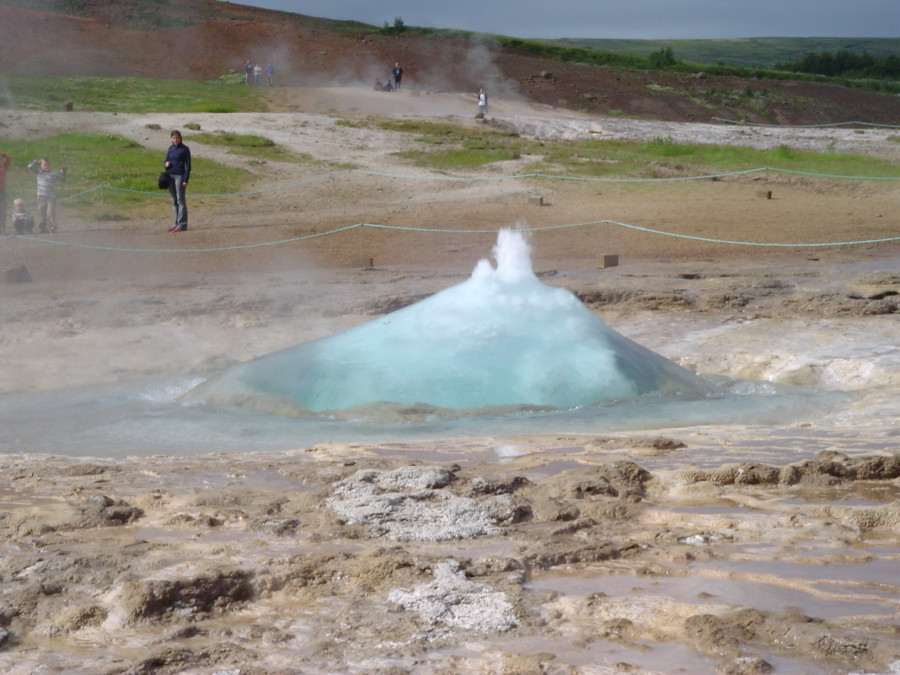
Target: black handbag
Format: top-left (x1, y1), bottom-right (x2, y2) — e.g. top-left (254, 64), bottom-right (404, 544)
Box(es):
top-left (158, 171), bottom-right (171, 189)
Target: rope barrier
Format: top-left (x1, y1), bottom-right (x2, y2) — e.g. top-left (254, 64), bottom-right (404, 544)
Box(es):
top-left (712, 117), bottom-right (900, 129)
top-left (757, 167), bottom-right (900, 181)
top-left (55, 165), bottom-right (900, 206)
top-left (355, 168), bottom-right (777, 183)
top-left (3, 219), bottom-right (898, 253)
top-left (5, 165), bottom-right (895, 254)
top-left (592, 220), bottom-right (900, 248)
top-left (365, 221), bottom-right (900, 247)
top-left (0, 224), bottom-right (362, 253)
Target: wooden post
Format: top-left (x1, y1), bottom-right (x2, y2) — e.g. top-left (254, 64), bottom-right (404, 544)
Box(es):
top-left (4, 265), bottom-right (33, 283)
top-left (598, 254), bottom-right (619, 269)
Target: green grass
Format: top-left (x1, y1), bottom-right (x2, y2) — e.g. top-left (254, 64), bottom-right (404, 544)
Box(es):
top-left (397, 144), bottom-right (522, 169)
top-left (190, 131), bottom-right (316, 163)
top-left (376, 119), bottom-right (528, 169)
top-left (529, 138), bottom-right (900, 179)
top-left (0, 75), bottom-right (267, 113)
top-left (372, 118), bottom-right (900, 178)
top-left (1, 133), bottom-right (250, 221)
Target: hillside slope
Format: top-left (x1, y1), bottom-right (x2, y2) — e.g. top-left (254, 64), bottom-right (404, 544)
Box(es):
top-left (0, 0), bottom-right (898, 125)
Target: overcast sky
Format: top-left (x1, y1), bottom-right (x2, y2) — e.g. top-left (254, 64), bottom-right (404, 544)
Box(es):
top-left (237, 1), bottom-right (899, 39)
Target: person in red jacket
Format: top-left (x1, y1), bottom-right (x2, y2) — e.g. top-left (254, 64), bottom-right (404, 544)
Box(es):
top-left (0, 150), bottom-right (11, 234)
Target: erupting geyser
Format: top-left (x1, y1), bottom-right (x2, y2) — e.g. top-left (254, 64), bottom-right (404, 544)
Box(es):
top-left (188, 229), bottom-right (713, 416)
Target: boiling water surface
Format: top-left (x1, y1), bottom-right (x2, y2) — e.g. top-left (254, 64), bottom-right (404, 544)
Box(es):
top-left (0, 373), bottom-right (856, 459)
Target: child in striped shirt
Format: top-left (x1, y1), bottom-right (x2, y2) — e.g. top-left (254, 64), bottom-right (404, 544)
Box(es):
top-left (28, 157), bottom-right (66, 233)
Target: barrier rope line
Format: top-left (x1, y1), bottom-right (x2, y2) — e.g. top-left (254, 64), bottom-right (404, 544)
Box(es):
top-left (355, 168), bottom-right (775, 183)
top-left (4, 220), bottom-right (898, 253)
top-left (5, 163), bottom-right (895, 252)
top-left (365, 221), bottom-right (900, 247)
top-left (712, 118), bottom-right (900, 129)
top-left (53, 165), bottom-right (900, 207)
top-left (591, 220), bottom-right (900, 247)
top-left (759, 167), bottom-right (900, 181)
top-left (0, 224), bottom-right (362, 253)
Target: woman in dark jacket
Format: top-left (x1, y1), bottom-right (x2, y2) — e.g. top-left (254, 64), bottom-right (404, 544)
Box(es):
top-left (164, 130), bottom-right (191, 232)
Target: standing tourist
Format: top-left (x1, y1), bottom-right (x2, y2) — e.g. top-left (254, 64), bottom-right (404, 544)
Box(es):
top-left (0, 150), bottom-right (10, 234)
top-left (392, 62), bottom-right (403, 90)
top-left (27, 157), bottom-right (66, 233)
top-left (477, 88), bottom-right (488, 117)
top-left (163, 130), bottom-right (191, 232)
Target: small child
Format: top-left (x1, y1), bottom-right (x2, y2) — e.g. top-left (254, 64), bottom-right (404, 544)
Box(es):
top-left (28, 157), bottom-right (66, 233)
top-left (12, 199), bottom-right (35, 235)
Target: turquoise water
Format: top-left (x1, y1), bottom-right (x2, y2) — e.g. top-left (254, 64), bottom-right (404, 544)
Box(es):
top-left (0, 230), bottom-right (859, 459)
top-left (188, 230), bottom-right (713, 413)
top-left (0, 373), bottom-right (854, 458)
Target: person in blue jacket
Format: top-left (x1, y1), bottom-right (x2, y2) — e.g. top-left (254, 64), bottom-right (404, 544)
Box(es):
top-left (163, 130), bottom-right (191, 232)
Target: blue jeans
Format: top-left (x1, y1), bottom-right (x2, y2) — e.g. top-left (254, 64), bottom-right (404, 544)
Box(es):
top-left (168, 174), bottom-right (188, 229)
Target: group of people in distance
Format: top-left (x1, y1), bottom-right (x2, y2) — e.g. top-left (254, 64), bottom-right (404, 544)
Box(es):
top-left (375, 62), bottom-right (404, 92)
top-left (0, 151), bottom-right (66, 235)
top-left (373, 62), bottom-right (489, 118)
top-left (0, 59), bottom-right (490, 238)
top-left (243, 59), bottom-right (274, 86)
top-left (0, 129), bottom-right (190, 236)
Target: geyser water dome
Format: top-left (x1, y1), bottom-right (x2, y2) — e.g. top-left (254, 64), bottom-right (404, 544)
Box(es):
top-left (188, 229), bottom-right (713, 416)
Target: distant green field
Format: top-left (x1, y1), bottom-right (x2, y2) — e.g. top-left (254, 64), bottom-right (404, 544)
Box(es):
top-left (0, 75), bottom-right (266, 113)
top-left (489, 35), bottom-right (899, 93)
top-left (548, 37), bottom-right (900, 69)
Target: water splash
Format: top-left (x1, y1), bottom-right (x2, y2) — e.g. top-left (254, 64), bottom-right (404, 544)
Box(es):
top-left (187, 229), bottom-right (713, 417)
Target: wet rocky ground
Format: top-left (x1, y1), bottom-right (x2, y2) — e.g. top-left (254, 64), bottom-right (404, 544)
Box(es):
top-left (2, 100), bottom-right (898, 674)
top-left (1, 441), bottom-right (899, 674)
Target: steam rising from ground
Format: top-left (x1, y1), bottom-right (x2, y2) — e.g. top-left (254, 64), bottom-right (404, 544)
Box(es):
top-left (286, 37), bottom-right (522, 105)
top-left (188, 229), bottom-right (712, 416)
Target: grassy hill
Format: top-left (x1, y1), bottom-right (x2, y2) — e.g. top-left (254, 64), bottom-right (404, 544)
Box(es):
top-left (549, 37), bottom-right (900, 69)
top-left (0, 0), bottom-right (898, 126)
